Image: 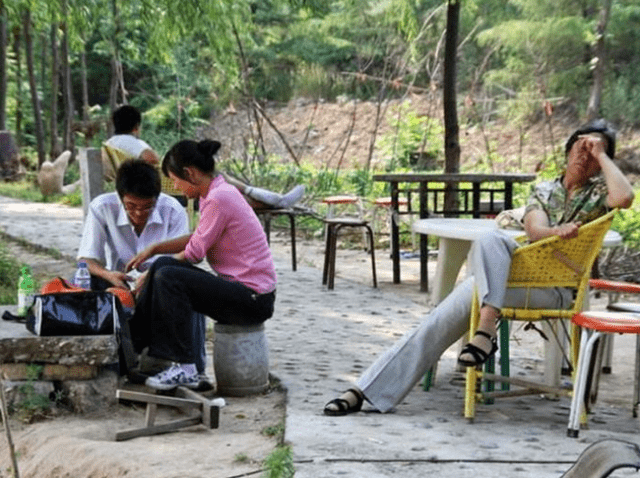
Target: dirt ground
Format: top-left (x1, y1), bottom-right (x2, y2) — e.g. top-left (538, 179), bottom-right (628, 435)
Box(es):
top-left (206, 95), bottom-right (640, 184)
top-left (0, 240), bottom-right (286, 478)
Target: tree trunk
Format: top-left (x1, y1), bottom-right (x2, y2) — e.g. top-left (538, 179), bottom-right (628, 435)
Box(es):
top-left (13, 25), bottom-right (22, 147)
top-left (80, 46), bottom-right (90, 146)
top-left (443, 0), bottom-right (460, 215)
top-left (60, 0), bottom-right (74, 157)
top-left (586, 0), bottom-right (613, 122)
top-left (0, 1), bottom-right (7, 131)
top-left (49, 22), bottom-right (60, 159)
top-left (23, 9), bottom-right (46, 166)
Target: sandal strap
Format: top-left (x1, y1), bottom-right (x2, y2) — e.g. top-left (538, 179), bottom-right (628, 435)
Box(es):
top-left (458, 332), bottom-right (498, 366)
top-left (474, 330), bottom-right (495, 341)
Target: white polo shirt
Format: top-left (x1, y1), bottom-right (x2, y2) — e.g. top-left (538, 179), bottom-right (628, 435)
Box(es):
top-left (77, 192), bottom-right (189, 272)
top-left (105, 134), bottom-right (152, 159)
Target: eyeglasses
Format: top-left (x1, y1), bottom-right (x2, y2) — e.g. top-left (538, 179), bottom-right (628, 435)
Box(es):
top-left (123, 200), bottom-right (156, 214)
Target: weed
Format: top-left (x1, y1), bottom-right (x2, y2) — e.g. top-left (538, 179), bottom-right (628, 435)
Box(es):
top-left (11, 365), bottom-right (52, 423)
top-left (262, 421), bottom-right (285, 440)
top-left (0, 239), bottom-right (23, 305)
top-left (262, 445), bottom-right (294, 478)
top-left (234, 453), bottom-right (249, 463)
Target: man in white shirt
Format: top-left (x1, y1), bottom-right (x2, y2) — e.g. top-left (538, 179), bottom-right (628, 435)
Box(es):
top-left (78, 160), bottom-right (187, 288)
top-left (77, 160), bottom-right (207, 381)
top-left (105, 105), bottom-right (160, 165)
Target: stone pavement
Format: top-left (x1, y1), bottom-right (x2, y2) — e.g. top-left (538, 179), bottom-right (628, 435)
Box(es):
top-left (1, 195), bottom-right (640, 477)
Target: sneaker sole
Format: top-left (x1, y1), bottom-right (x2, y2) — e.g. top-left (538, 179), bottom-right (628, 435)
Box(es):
top-left (145, 379), bottom-right (179, 391)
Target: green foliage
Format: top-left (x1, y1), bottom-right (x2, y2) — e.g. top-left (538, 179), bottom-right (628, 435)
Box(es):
top-left (261, 421), bottom-right (285, 439)
top-left (612, 190), bottom-right (640, 249)
top-left (379, 105), bottom-right (443, 171)
top-left (0, 239), bottom-right (22, 305)
top-left (234, 453), bottom-right (250, 463)
top-left (0, 180), bottom-right (45, 202)
top-left (262, 445), bottom-right (295, 478)
top-left (10, 365), bottom-right (52, 423)
top-left (601, 72), bottom-right (640, 127)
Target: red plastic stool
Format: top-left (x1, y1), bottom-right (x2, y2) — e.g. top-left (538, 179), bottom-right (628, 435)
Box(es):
top-left (589, 279), bottom-right (640, 373)
top-left (568, 310), bottom-right (640, 438)
top-left (322, 195), bottom-right (363, 219)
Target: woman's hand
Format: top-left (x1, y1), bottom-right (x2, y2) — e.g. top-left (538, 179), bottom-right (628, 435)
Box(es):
top-left (173, 251), bottom-right (186, 262)
top-left (126, 246), bottom-right (155, 272)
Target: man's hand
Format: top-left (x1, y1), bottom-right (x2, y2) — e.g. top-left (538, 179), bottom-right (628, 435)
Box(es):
top-left (104, 270), bottom-right (131, 289)
top-left (552, 222), bottom-right (581, 239)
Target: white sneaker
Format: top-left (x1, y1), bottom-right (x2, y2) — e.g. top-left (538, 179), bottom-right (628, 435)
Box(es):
top-left (145, 364), bottom-right (199, 391)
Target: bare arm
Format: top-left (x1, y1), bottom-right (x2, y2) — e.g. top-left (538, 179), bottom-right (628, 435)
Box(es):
top-left (587, 136), bottom-right (634, 209)
top-left (80, 257), bottom-right (130, 289)
top-left (523, 209), bottom-right (580, 242)
top-left (125, 234), bottom-right (192, 271)
top-left (139, 148), bottom-right (160, 166)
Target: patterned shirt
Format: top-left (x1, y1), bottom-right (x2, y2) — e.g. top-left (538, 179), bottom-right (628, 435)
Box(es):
top-left (524, 175), bottom-right (609, 227)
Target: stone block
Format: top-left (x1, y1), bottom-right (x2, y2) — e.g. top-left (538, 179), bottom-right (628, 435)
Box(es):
top-left (0, 310), bottom-right (118, 365)
top-left (0, 363), bottom-right (99, 381)
top-left (62, 369), bottom-right (119, 414)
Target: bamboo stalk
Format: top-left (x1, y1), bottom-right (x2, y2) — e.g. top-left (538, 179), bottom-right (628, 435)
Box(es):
top-left (0, 377), bottom-right (20, 478)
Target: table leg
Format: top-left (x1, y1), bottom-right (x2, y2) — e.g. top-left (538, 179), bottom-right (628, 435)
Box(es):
top-left (391, 185), bottom-right (401, 284)
top-left (430, 238), bottom-right (471, 304)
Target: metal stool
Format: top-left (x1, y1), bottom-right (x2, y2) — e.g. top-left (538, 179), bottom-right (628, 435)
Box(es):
top-left (255, 206), bottom-right (317, 271)
top-left (568, 310), bottom-right (640, 438)
top-left (322, 217), bottom-right (377, 290)
top-left (372, 197), bottom-right (415, 254)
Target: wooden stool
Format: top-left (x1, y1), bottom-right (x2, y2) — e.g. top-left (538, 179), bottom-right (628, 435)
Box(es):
top-left (568, 311), bottom-right (640, 438)
top-left (115, 387), bottom-right (220, 441)
top-left (322, 217), bottom-right (377, 290)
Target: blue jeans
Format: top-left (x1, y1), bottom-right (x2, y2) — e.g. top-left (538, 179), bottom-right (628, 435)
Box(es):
top-left (131, 257), bottom-right (275, 364)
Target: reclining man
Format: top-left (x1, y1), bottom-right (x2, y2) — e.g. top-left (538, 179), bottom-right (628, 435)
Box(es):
top-left (77, 160), bottom-right (207, 382)
top-left (324, 119), bottom-right (634, 416)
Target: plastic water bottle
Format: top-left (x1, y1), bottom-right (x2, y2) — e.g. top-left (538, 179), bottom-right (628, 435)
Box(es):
top-left (17, 266), bottom-right (34, 316)
top-left (73, 260), bottom-right (91, 290)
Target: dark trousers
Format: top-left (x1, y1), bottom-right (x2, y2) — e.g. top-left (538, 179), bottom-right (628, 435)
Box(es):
top-left (89, 272), bottom-right (207, 374)
top-left (131, 257), bottom-right (275, 364)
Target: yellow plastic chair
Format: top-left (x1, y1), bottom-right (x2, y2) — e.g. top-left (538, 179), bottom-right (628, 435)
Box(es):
top-left (102, 143), bottom-right (134, 181)
top-left (101, 143), bottom-right (196, 229)
top-left (464, 209), bottom-right (617, 421)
